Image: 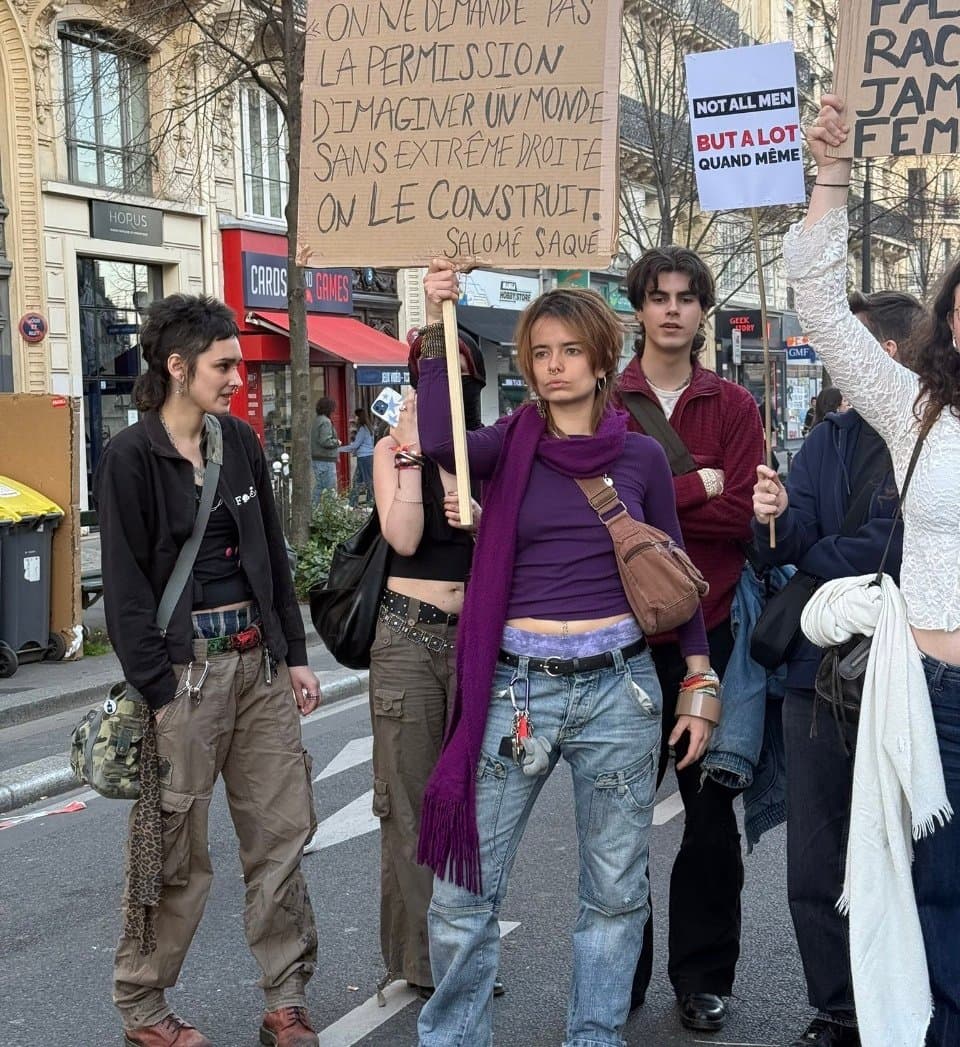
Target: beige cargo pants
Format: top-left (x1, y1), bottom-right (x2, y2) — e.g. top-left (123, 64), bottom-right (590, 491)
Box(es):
top-left (368, 611), bottom-right (457, 988)
top-left (114, 640), bottom-right (318, 1029)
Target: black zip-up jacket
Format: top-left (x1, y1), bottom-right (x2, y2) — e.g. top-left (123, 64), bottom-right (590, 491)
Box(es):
top-left (93, 411), bottom-right (307, 710)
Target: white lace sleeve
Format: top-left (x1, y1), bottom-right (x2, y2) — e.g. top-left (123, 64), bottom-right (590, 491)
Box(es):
top-left (783, 208), bottom-right (920, 455)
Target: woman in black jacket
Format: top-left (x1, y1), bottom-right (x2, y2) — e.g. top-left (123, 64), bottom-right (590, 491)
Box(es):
top-left (95, 294), bottom-right (321, 1047)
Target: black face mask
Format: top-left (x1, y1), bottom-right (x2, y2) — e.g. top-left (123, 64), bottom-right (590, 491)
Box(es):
top-left (462, 376), bottom-right (485, 431)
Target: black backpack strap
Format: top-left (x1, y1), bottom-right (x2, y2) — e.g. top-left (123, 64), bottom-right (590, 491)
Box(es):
top-left (620, 391), bottom-right (698, 476)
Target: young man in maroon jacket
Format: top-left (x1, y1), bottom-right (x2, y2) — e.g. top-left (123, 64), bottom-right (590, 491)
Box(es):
top-left (615, 245), bottom-right (764, 1032)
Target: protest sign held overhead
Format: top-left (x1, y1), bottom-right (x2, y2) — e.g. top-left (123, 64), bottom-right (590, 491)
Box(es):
top-left (831, 0), bottom-right (960, 158)
top-left (685, 41), bottom-right (806, 212)
top-left (297, 0), bottom-right (623, 269)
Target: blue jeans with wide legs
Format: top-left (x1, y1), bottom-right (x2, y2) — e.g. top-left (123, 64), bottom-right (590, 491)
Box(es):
top-left (418, 647), bottom-right (662, 1047)
top-left (914, 655), bottom-right (960, 1047)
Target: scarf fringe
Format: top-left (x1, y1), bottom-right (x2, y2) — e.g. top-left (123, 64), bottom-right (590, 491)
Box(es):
top-left (417, 789), bottom-right (482, 897)
top-left (912, 801), bottom-right (953, 841)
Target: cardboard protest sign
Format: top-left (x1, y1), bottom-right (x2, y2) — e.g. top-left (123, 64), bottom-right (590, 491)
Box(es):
top-left (831, 0), bottom-right (960, 158)
top-left (685, 42), bottom-right (806, 211)
top-left (297, 0), bottom-right (622, 269)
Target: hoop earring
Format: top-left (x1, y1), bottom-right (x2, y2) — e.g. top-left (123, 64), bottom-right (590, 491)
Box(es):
top-left (596, 375), bottom-right (607, 392)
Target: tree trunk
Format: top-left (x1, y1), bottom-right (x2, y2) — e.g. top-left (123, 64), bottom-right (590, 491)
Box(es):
top-left (283, 0), bottom-right (311, 546)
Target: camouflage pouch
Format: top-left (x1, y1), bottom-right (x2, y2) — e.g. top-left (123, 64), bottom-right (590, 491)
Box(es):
top-left (70, 681), bottom-right (146, 800)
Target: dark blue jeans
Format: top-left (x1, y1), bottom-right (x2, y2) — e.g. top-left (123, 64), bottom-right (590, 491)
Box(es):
top-left (782, 688), bottom-right (857, 1027)
top-left (915, 655), bottom-right (960, 1047)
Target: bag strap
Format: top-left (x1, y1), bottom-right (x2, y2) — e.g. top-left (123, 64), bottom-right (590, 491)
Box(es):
top-left (156, 414), bottom-right (223, 634)
top-left (872, 421), bottom-right (929, 585)
top-left (621, 391), bottom-right (698, 476)
top-left (575, 475), bottom-right (622, 518)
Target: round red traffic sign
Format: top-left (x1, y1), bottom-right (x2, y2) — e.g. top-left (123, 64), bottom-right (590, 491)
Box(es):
top-left (18, 312), bottom-right (48, 343)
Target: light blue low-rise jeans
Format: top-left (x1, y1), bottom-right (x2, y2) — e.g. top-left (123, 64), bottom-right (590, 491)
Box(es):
top-left (418, 646), bottom-right (662, 1047)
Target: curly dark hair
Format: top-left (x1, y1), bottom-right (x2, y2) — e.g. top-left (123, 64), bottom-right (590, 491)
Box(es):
top-left (910, 259), bottom-right (960, 426)
top-left (625, 245), bottom-right (716, 362)
top-left (133, 295), bottom-right (240, 411)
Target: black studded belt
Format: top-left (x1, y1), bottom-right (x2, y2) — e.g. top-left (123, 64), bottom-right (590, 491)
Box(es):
top-left (497, 637), bottom-right (647, 677)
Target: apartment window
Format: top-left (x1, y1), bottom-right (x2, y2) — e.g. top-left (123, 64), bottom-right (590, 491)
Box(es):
top-left (716, 218), bottom-right (759, 298)
top-left (941, 170), bottom-right (958, 218)
top-left (240, 86), bottom-right (288, 221)
top-left (907, 167), bottom-right (926, 218)
top-left (60, 23), bottom-right (151, 194)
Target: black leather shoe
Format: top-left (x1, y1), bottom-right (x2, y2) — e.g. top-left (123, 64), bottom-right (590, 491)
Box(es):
top-left (677, 992), bottom-right (727, 1031)
top-left (789, 1017), bottom-right (861, 1046)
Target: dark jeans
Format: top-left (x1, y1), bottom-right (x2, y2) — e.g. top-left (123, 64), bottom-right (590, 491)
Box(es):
top-left (632, 620), bottom-right (741, 1002)
top-left (915, 655), bottom-right (960, 1047)
top-left (782, 688), bottom-right (858, 1027)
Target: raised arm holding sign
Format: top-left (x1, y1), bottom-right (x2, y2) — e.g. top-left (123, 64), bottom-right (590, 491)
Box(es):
top-left (781, 90), bottom-right (960, 1047)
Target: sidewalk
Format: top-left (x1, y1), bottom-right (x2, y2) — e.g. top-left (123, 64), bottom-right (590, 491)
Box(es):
top-left (0, 531), bottom-right (368, 813)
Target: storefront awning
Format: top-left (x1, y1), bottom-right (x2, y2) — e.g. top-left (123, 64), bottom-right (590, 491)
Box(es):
top-left (248, 310), bottom-right (409, 366)
top-left (456, 305), bottom-right (519, 346)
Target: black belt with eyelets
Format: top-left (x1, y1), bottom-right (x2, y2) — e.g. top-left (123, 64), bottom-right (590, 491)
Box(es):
top-left (497, 637), bottom-right (647, 677)
top-left (380, 588), bottom-right (460, 626)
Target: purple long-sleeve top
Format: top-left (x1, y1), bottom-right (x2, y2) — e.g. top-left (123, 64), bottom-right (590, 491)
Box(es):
top-left (417, 359), bottom-right (709, 657)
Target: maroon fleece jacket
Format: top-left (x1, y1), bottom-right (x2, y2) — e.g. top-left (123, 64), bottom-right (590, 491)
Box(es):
top-left (615, 358), bottom-right (764, 637)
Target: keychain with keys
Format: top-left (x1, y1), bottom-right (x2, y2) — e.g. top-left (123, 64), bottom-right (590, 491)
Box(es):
top-left (508, 675), bottom-right (534, 765)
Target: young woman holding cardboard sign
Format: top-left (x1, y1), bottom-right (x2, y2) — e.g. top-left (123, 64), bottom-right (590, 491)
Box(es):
top-left (412, 261), bottom-right (716, 1047)
top-left (782, 94), bottom-right (960, 1047)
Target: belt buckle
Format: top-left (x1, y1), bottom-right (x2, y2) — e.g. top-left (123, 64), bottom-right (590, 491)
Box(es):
top-left (543, 656), bottom-right (565, 677)
top-left (425, 635), bottom-right (446, 653)
top-left (232, 625), bottom-right (260, 651)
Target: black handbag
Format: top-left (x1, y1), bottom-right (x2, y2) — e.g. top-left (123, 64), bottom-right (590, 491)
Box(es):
top-left (749, 570), bottom-right (823, 670)
top-left (309, 510), bottom-right (389, 669)
top-left (749, 422), bottom-right (894, 670)
top-left (814, 426), bottom-right (929, 727)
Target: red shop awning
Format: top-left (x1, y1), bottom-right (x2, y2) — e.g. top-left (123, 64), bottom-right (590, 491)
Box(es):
top-left (248, 310), bottom-right (409, 366)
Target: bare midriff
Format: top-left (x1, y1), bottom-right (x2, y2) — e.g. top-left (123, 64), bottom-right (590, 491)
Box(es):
top-left (199, 599), bottom-right (254, 614)
top-left (386, 576), bottom-right (465, 616)
top-left (505, 612), bottom-right (635, 635)
top-left (913, 627), bottom-right (960, 667)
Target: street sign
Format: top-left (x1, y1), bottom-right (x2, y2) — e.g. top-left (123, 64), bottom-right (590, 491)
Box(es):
top-left (732, 327), bottom-right (742, 365)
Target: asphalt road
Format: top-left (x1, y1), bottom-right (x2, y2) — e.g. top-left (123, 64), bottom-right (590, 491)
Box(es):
top-left (0, 693), bottom-right (813, 1047)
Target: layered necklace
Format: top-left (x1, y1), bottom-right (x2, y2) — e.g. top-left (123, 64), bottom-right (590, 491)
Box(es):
top-left (159, 412), bottom-right (205, 485)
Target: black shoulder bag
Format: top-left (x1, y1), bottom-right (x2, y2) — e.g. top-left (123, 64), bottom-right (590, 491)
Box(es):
top-left (750, 424), bottom-right (893, 670)
top-left (814, 426), bottom-right (928, 731)
top-left (309, 509), bottom-right (389, 669)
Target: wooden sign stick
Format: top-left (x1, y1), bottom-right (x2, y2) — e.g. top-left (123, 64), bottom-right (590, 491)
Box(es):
top-left (751, 207), bottom-right (776, 548)
top-left (441, 298), bottom-right (472, 529)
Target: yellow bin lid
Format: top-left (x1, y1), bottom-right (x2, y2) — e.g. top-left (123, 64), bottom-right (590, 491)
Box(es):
top-left (0, 476), bottom-right (64, 520)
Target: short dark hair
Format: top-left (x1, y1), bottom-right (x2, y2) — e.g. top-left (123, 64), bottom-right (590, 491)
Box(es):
top-left (315, 397), bottom-right (335, 416)
top-left (625, 245), bottom-right (716, 361)
top-left (848, 289), bottom-right (923, 359)
top-left (133, 295), bottom-right (239, 411)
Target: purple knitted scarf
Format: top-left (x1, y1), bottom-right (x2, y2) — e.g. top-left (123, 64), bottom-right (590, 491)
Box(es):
top-left (417, 402), bottom-right (628, 893)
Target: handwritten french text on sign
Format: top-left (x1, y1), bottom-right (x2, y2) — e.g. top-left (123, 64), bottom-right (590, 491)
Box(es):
top-left (685, 42), bottom-right (806, 211)
top-left (297, 0), bottom-right (622, 269)
top-left (831, 1), bottom-right (960, 158)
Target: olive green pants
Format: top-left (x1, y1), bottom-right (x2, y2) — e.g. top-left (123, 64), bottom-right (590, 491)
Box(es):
top-left (369, 612), bottom-right (456, 987)
top-left (114, 642), bottom-right (318, 1029)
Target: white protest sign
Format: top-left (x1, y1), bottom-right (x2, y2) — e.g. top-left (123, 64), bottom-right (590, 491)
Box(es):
top-left (685, 42), bottom-right (806, 212)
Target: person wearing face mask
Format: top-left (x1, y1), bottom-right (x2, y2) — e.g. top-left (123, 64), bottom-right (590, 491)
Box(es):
top-left (366, 335), bottom-right (503, 1002)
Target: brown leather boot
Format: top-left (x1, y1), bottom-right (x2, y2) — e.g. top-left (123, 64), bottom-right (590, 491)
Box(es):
top-left (258, 1006), bottom-right (319, 1047)
top-left (123, 1013), bottom-right (212, 1047)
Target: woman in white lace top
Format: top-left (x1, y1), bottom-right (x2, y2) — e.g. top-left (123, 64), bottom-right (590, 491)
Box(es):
top-left (771, 93), bottom-right (960, 1047)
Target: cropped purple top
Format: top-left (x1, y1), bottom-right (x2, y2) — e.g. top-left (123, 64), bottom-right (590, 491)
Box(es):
top-left (417, 359), bottom-right (708, 657)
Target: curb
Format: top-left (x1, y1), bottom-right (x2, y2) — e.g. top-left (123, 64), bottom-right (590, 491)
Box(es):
top-left (0, 671), bottom-right (369, 815)
top-left (0, 636), bottom-right (330, 730)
